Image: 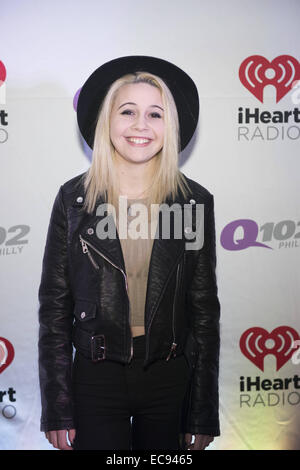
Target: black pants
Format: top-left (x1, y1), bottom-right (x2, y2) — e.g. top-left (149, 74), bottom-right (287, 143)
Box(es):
top-left (72, 334), bottom-right (191, 450)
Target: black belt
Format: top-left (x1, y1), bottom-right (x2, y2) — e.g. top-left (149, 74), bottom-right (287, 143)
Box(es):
top-left (73, 325), bottom-right (106, 362)
top-left (73, 325), bottom-right (188, 364)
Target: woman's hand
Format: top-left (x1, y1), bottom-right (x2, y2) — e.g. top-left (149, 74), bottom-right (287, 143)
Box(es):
top-left (45, 429), bottom-right (76, 450)
top-left (184, 433), bottom-right (214, 450)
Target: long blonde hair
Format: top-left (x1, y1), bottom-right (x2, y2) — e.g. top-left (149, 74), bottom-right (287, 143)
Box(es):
top-left (82, 71), bottom-right (192, 215)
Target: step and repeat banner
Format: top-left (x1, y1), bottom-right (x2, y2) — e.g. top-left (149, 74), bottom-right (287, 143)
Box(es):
top-left (1, 0), bottom-right (300, 450)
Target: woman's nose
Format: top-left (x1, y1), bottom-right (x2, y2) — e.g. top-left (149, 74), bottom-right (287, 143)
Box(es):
top-left (132, 113), bottom-right (148, 131)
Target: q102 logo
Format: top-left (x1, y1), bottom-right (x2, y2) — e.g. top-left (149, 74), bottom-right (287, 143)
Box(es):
top-left (220, 218), bottom-right (300, 251)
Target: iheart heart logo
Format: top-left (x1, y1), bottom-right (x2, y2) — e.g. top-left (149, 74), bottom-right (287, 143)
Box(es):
top-left (239, 55), bottom-right (300, 103)
top-left (0, 337), bottom-right (15, 374)
top-left (239, 326), bottom-right (300, 371)
top-left (0, 60), bottom-right (6, 87)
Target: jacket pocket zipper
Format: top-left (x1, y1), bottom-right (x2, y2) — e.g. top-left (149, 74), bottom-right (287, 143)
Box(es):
top-left (166, 260), bottom-right (182, 361)
top-left (79, 234), bottom-right (133, 362)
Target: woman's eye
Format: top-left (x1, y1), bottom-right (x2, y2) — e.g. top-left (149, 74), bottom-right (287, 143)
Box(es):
top-left (150, 112), bottom-right (162, 119)
top-left (121, 109), bottom-right (134, 116)
top-left (120, 110), bottom-right (162, 119)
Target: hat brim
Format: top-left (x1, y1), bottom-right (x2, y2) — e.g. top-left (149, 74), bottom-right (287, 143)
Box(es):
top-left (76, 55), bottom-right (199, 151)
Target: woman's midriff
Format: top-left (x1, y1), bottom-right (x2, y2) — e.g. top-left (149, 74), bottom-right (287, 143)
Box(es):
top-left (131, 325), bottom-right (145, 337)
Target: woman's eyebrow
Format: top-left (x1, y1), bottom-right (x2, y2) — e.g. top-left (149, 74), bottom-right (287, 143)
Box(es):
top-left (150, 105), bottom-right (164, 111)
top-left (118, 102), bottom-right (136, 109)
top-left (117, 102), bottom-right (164, 111)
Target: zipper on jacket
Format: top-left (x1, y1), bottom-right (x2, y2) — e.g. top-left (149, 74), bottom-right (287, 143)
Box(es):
top-left (166, 262), bottom-right (181, 361)
top-left (79, 234), bottom-right (133, 362)
top-left (79, 236), bottom-right (99, 271)
top-left (145, 256), bottom-right (183, 364)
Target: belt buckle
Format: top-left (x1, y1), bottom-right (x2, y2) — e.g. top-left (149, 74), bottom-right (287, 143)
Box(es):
top-left (91, 334), bottom-right (106, 362)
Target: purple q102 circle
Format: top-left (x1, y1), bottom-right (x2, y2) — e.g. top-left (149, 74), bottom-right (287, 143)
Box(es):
top-left (220, 219), bottom-right (272, 251)
top-left (73, 87), bottom-right (82, 111)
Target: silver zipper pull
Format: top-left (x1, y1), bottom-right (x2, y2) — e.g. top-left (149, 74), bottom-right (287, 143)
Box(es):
top-left (79, 234), bottom-right (88, 253)
top-left (166, 342), bottom-right (177, 361)
top-left (128, 339), bottom-right (133, 363)
top-left (79, 235), bottom-right (100, 270)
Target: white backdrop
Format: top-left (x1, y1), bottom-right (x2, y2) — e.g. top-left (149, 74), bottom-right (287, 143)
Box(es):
top-left (1, 0), bottom-right (300, 450)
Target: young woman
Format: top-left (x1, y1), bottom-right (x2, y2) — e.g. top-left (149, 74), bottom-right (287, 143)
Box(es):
top-left (38, 56), bottom-right (221, 451)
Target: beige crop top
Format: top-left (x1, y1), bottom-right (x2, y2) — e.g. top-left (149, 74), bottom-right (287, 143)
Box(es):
top-left (115, 197), bottom-right (158, 327)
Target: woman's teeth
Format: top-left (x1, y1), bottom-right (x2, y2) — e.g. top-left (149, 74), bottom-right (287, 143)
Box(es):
top-left (127, 137), bottom-right (151, 144)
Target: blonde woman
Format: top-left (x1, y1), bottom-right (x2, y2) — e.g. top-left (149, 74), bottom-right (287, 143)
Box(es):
top-left (38, 56), bottom-right (220, 451)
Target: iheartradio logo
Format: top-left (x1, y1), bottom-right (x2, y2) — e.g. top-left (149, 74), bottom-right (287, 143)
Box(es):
top-left (0, 60), bottom-right (6, 105)
top-left (240, 326), bottom-right (300, 372)
top-left (0, 337), bottom-right (14, 374)
top-left (239, 55), bottom-right (300, 103)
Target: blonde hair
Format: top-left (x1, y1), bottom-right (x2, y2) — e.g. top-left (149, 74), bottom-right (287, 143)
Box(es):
top-left (82, 71), bottom-right (192, 215)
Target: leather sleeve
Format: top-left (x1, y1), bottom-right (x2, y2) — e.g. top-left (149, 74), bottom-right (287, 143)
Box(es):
top-left (38, 186), bottom-right (75, 432)
top-left (185, 194), bottom-right (221, 436)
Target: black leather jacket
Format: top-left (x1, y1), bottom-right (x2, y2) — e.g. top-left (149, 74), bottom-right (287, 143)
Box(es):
top-left (38, 171), bottom-right (221, 436)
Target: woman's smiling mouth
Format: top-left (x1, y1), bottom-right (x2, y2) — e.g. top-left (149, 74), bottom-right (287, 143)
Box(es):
top-left (125, 136), bottom-right (153, 146)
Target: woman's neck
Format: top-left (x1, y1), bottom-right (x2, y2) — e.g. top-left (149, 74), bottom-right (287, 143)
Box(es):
top-left (114, 152), bottom-right (156, 199)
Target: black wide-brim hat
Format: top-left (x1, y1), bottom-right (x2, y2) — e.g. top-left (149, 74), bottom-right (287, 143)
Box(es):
top-left (77, 55), bottom-right (199, 151)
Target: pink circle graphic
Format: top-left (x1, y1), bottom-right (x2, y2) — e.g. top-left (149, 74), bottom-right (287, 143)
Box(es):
top-left (0, 61), bottom-right (7, 87)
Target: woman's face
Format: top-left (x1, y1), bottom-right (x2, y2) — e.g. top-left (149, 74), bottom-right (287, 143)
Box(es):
top-left (110, 82), bottom-right (165, 164)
